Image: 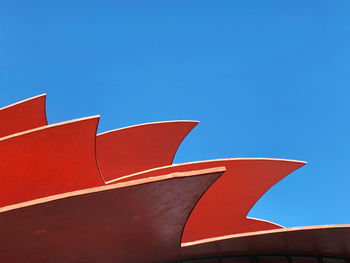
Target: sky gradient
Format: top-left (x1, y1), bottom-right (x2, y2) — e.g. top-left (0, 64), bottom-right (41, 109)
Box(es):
top-left (1, 1), bottom-right (350, 228)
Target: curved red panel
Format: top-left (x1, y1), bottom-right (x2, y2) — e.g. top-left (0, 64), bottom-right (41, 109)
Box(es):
top-left (96, 121), bottom-right (198, 182)
top-left (0, 116), bottom-right (104, 208)
top-left (178, 225), bottom-right (350, 260)
top-left (107, 158), bottom-right (305, 242)
top-left (182, 159), bottom-right (305, 242)
top-left (0, 94), bottom-right (47, 138)
top-left (0, 168), bottom-right (223, 263)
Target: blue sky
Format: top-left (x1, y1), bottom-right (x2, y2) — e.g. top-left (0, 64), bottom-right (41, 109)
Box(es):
top-left (1, 1), bottom-right (349, 228)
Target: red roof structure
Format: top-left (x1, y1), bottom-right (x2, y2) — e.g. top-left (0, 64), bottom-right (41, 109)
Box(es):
top-left (0, 94), bottom-right (349, 263)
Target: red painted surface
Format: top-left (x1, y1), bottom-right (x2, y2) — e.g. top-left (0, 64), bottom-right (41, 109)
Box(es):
top-left (0, 94), bottom-right (347, 263)
top-left (0, 94), bottom-right (47, 138)
top-left (181, 159), bottom-right (304, 242)
top-left (0, 170), bottom-right (222, 263)
top-left (0, 116), bottom-right (104, 208)
top-left (108, 159), bottom-right (305, 242)
top-left (178, 226), bottom-right (350, 260)
top-left (96, 121), bottom-right (198, 182)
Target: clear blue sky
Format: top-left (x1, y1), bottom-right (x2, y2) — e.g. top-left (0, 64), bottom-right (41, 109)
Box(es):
top-left (1, 1), bottom-right (349, 228)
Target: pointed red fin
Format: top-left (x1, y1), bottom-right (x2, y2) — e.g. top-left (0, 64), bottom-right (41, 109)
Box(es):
top-left (0, 168), bottom-right (223, 263)
top-left (105, 158), bottom-right (305, 242)
top-left (0, 116), bottom-right (104, 208)
top-left (96, 120), bottom-right (198, 182)
top-left (182, 159), bottom-right (306, 242)
top-left (0, 94), bottom-right (47, 138)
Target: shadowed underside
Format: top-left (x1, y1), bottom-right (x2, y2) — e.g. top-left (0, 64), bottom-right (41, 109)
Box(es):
top-left (105, 158), bottom-right (305, 242)
top-left (178, 225), bottom-right (350, 260)
top-left (0, 94), bottom-right (348, 263)
top-left (0, 168), bottom-right (224, 263)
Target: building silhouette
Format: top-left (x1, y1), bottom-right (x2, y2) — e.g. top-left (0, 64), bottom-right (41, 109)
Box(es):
top-left (0, 94), bottom-right (349, 263)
